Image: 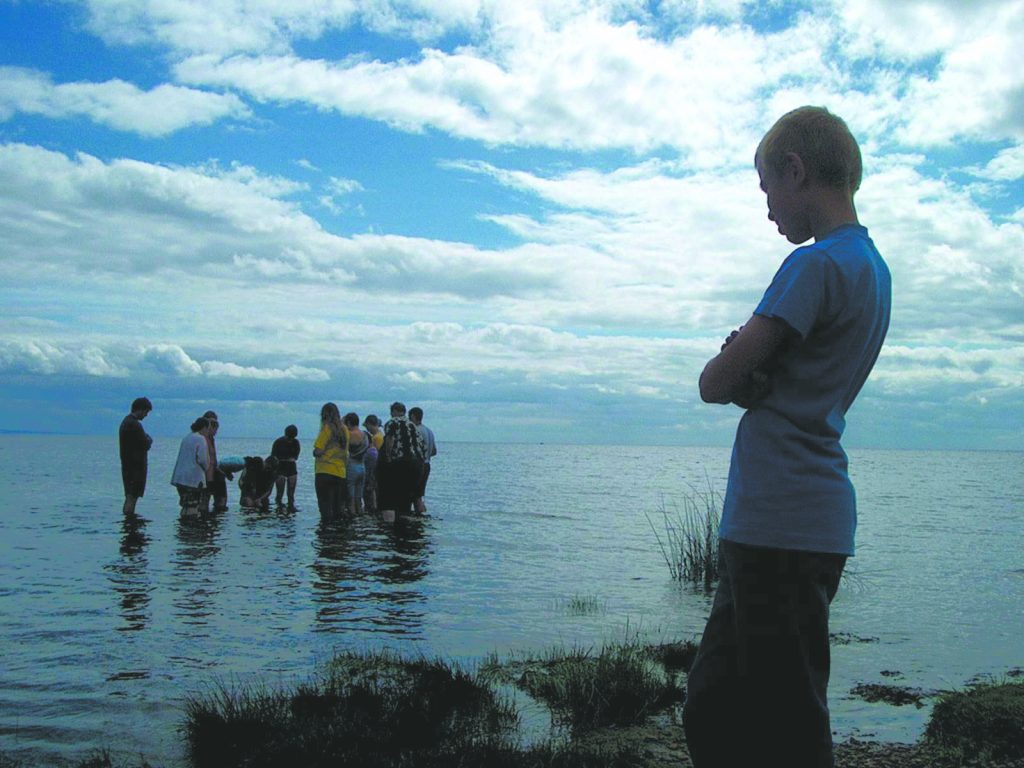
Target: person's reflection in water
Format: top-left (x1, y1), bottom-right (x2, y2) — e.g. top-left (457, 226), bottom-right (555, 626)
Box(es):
top-left (310, 517), bottom-right (431, 637)
top-left (105, 513), bottom-right (152, 632)
top-left (171, 512), bottom-right (225, 640)
top-left (311, 519), bottom-right (359, 630)
top-left (378, 516), bottom-right (432, 584)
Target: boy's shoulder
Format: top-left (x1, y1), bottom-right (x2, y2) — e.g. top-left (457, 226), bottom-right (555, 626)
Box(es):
top-left (786, 224), bottom-right (874, 265)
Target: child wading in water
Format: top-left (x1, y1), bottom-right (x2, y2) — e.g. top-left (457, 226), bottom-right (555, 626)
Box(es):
top-left (682, 107), bottom-right (891, 768)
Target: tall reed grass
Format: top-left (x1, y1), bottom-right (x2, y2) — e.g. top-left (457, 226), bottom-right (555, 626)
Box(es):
top-left (646, 482), bottom-right (721, 589)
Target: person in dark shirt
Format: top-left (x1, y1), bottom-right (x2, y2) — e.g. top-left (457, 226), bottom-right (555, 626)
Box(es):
top-left (239, 455), bottom-right (279, 511)
top-left (119, 397), bottom-right (153, 516)
top-left (271, 424), bottom-right (301, 508)
top-left (379, 401), bottom-right (426, 517)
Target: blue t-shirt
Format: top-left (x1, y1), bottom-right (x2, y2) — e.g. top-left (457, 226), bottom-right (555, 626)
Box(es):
top-left (719, 224), bottom-right (891, 555)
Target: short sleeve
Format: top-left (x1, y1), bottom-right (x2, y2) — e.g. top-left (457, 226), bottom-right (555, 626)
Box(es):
top-left (754, 248), bottom-right (826, 339)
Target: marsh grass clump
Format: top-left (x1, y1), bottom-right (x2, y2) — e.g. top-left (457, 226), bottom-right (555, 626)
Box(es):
top-left (185, 650), bottom-right (520, 768)
top-left (645, 640), bottom-right (699, 677)
top-left (184, 681), bottom-right (294, 767)
top-left (924, 681), bottom-right (1024, 762)
top-left (561, 594), bottom-right (604, 616)
top-left (511, 642), bottom-right (682, 733)
top-left (647, 483), bottom-right (721, 588)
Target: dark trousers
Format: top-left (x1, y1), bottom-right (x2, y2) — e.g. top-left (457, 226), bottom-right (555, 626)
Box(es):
top-left (378, 458), bottom-right (421, 513)
top-left (315, 473), bottom-right (345, 519)
top-left (210, 472), bottom-right (228, 508)
top-left (682, 539), bottom-right (846, 768)
top-left (415, 462), bottom-right (431, 499)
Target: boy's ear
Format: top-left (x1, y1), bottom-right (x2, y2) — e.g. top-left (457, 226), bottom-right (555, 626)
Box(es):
top-left (783, 151), bottom-right (807, 185)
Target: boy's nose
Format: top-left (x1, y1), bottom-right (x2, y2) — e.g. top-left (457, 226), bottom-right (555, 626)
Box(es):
top-left (767, 209), bottom-right (776, 222)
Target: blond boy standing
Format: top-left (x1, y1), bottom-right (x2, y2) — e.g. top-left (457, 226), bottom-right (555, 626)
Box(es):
top-left (683, 107), bottom-right (891, 767)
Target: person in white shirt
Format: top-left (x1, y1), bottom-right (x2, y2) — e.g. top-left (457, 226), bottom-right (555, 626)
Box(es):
top-left (409, 406), bottom-right (437, 514)
top-left (170, 417), bottom-right (211, 518)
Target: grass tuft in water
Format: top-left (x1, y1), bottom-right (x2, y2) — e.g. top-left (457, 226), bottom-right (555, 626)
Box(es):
top-left (510, 641), bottom-right (683, 733)
top-left (646, 482), bottom-right (721, 588)
top-left (561, 594), bottom-right (604, 616)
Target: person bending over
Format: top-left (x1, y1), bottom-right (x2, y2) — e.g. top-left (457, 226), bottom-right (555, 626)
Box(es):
top-left (272, 424), bottom-right (301, 508)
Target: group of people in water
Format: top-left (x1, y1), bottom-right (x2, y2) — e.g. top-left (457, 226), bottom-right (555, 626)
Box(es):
top-left (118, 398), bottom-right (437, 521)
top-left (119, 107), bottom-right (893, 767)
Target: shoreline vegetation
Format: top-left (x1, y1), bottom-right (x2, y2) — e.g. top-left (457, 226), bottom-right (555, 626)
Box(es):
top-left (2, 641), bottom-right (1021, 768)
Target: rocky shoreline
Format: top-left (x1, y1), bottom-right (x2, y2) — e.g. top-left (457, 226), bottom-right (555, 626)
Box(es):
top-left (574, 717), bottom-right (1024, 768)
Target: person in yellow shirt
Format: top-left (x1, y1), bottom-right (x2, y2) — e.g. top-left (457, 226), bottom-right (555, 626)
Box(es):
top-left (312, 402), bottom-right (348, 519)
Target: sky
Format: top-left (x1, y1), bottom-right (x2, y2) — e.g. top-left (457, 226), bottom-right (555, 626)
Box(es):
top-left (0, 0), bottom-right (1021, 449)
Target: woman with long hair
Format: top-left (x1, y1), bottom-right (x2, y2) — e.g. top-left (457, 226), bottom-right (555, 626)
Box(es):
top-left (312, 402), bottom-right (348, 519)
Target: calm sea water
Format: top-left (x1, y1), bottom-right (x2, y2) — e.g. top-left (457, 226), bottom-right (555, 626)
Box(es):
top-left (0, 436), bottom-right (1021, 765)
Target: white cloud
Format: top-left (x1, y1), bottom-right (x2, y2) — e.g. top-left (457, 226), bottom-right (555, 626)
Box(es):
top-left (141, 344), bottom-right (204, 376)
top-left (319, 175), bottom-right (364, 214)
top-left (656, 0), bottom-right (750, 22)
top-left (968, 144), bottom-right (1024, 182)
top-left (872, 344), bottom-right (1024, 397)
top-left (839, 0), bottom-right (1016, 60)
top-left (0, 340), bottom-right (127, 376)
top-left (172, 15), bottom-right (777, 159)
top-left (388, 370), bottom-right (457, 385)
top-left (856, 157), bottom-right (1024, 342)
top-left (201, 360), bottom-right (330, 380)
top-left (81, 0), bottom-right (485, 56)
top-left (61, 0), bottom-right (1022, 155)
top-left (0, 143), bottom-right (563, 299)
top-left (0, 66), bottom-right (250, 136)
top-left (840, 0), bottom-right (1024, 146)
top-left (0, 339), bottom-right (330, 382)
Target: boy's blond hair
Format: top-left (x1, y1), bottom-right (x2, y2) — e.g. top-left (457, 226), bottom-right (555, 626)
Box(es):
top-left (756, 106), bottom-right (862, 193)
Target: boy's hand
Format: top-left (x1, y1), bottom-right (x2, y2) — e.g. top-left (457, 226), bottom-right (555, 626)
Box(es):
top-left (731, 368), bottom-right (773, 409)
top-left (699, 314), bottom-right (790, 406)
top-left (721, 326), bottom-right (743, 351)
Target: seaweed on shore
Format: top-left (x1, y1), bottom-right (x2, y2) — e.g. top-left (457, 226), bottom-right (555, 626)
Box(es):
top-left (850, 682), bottom-right (942, 708)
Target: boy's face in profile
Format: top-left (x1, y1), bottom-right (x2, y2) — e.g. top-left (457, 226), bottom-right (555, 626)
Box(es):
top-left (756, 155), bottom-right (811, 245)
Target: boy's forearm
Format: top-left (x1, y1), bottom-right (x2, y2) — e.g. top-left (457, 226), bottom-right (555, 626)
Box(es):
top-left (699, 315), bottom-right (789, 405)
